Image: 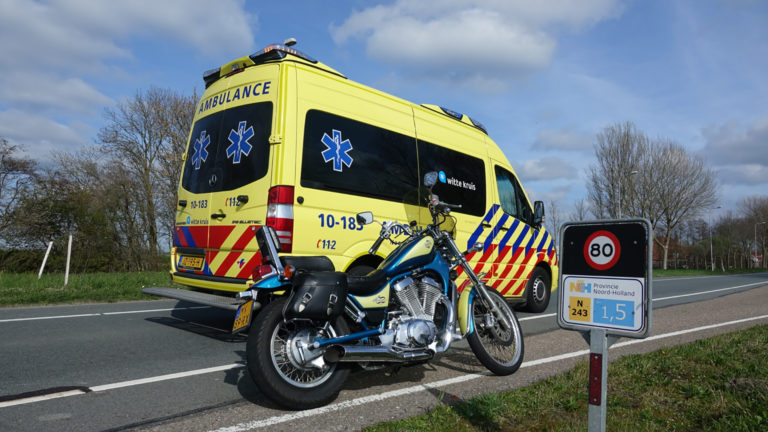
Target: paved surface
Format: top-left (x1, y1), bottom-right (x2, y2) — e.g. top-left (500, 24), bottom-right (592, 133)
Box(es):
top-left (1, 273), bottom-right (766, 431)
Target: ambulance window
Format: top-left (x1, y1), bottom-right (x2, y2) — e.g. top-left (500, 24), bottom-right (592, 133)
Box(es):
top-left (181, 102), bottom-right (273, 193)
top-left (495, 166), bottom-right (533, 225)
top-left (418, 142), bottom-right (485, 216)
top-left (301, 110), bottom-right (419, 203)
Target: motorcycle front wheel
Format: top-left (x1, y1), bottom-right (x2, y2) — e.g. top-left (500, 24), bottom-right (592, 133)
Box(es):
top-left (246, 297), bottom-right (350, 409)
top-left (467, 287), bottom-right (524, 375)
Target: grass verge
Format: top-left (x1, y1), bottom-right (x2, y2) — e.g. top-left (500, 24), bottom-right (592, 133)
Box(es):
top-left (366, 324), bottom-right (768, 432)
top-left (0, 271), bottom-right (179, 307)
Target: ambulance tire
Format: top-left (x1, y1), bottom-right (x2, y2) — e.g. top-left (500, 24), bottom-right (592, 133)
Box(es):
top-left (522, 267), bottom-right (551, 313)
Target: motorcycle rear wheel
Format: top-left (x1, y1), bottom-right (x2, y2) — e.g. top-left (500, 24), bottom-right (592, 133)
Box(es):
top-left (467, 288), bottom-right (524, 375)
top-left (246, 297), bottom-right (350, 409)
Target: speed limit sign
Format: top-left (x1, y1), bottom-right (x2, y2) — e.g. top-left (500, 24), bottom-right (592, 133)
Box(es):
top-left (558, 219), bottom-right (652, 338)
top-left (584, 231), bottom-right (621, 270)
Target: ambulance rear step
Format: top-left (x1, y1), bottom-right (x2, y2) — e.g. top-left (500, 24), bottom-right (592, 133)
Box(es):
top-left (142, 287), bottom-right (259, 312)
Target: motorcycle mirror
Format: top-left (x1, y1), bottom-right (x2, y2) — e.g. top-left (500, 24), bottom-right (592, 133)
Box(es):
top-left (356, 211), bottom-right (374, 226)
top-left (423, 171), bottom-right (438, 188)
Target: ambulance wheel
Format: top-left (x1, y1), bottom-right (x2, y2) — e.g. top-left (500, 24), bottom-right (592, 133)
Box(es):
top-left (522, 267), bottom-right (551, 313)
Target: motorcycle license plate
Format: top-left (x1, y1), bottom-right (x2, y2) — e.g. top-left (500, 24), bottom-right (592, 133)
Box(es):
top-left (232, 300), bottom-right (254, 333)
top-left (179, 255), bottom-right (204, 270)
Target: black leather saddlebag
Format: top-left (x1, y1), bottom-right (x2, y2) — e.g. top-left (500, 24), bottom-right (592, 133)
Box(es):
top-left (283, 272), bottom-right (347, 320)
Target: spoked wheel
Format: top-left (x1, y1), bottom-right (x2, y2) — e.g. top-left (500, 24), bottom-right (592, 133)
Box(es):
top-left (247, 297), bottom-right (350, 409)
top-left (467, 287), bottom-right (524, 375)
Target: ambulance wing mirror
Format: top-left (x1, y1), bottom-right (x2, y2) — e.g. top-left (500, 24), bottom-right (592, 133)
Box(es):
top-left (423, 171), bottom-right (438, 189)
top-left (356, 211), bottom-right (374, 226)
top-left (533, 201), bottom-right (545, 229)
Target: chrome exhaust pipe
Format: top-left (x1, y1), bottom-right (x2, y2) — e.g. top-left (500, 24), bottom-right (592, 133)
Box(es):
top-left (434, 295), bottom-right (458, 354)
top-left (324, 345), bottom-right (432, 363)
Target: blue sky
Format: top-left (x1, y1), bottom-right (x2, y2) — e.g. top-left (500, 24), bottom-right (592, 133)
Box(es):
top-left (1, 0), bottom-right (766, 220)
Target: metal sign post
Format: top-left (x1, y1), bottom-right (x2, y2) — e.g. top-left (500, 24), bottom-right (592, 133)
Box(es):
top-left (558, 219), bottom-right (653, 432)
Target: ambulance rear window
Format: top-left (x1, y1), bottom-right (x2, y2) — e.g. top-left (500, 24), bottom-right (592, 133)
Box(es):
top-left (181, 102), bottom-right (273, 193)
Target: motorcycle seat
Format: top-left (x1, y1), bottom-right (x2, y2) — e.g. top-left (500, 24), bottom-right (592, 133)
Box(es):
top-left (280, 256), bottom-right (336, 273)
top-left (346, 269), bottom-right (388, 297)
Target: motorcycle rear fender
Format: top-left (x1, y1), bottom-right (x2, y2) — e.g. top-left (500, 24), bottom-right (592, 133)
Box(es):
top-left (250, 274), bottom-right (289, 290)
top-left (458, 285), bottom-right (477, 335)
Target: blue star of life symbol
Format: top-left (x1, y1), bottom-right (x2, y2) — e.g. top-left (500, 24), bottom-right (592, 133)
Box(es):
top-left (191, 130), bottom-right (210, 170)
top-left (321, 129), bottom-right (353, 172)
top-left (227, 121), bottom-right (254, 164)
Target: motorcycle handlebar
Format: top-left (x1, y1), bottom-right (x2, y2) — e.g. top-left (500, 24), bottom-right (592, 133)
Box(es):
top-left (369, 235), bottom-right (385, 255)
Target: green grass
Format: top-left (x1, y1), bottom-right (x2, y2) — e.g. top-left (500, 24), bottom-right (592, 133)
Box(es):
top-left (0, 271), bottom-right (179, 306)
top-left (366, 324), bottom-right (768, 432)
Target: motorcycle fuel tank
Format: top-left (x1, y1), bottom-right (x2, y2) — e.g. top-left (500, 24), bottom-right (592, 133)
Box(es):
top-left (380, 237), bottom-right (436, 276)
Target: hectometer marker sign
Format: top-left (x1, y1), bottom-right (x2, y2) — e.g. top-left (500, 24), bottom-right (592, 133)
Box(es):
top-left (558, 219), bottom-right (652, 339)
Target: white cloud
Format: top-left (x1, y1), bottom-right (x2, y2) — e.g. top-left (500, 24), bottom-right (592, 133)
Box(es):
top-left (700, 115), bottom-right (768, 187)
top-left (0, 0), bottom-right (255, 73)
top-left (0, 109), bottom-right (86, 158)
top-left (702, 115), bottom-right (768, 166)
top-left (513, 156), bottom-right (577, 182)
top-left (331, 0), bottom-right (622, 90)
top-left (533, 128), bottom-right (593, 152)
top-left (0, 72), bottom-right (113, 115)
top-left (0, 0), bottom-right (255, 152)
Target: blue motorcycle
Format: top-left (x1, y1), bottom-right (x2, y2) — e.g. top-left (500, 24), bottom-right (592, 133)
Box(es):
top-left (237, 172), bottom-right (523, 408)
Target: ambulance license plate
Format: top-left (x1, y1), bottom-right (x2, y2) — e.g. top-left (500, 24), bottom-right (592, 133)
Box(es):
top-left (179, 256), bottom-right (204, 270)
top-left (232, 300), bottom-right (254, 333)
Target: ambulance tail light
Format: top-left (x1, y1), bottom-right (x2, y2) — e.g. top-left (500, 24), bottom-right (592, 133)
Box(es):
top-left (267, 185), bottom-right (294, 253)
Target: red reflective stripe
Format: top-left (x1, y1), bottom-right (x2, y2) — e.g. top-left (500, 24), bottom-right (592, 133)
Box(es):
top-left (209, 225), bottom-right (236, 249)
top-left (232, 227), bottom-right (257, 251)
top-left (206, 250), bottom-right (218, 263)
top-left (493, 245), bottom-right (513, 265)
top-left (212, 252), bottom-right (231, 276)
top-left (499, 278), bottom-right (516, 296)
top-left (472, 244), bottom-right (497, 274)
top-left (511, 280), bottom-right (527, 296)
top-left (500, 249), bottom-right (536, 295)
top-left (236, 251), bottom-right (263, 279)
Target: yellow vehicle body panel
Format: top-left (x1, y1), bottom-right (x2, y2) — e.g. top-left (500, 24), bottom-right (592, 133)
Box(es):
top-left (172, 46), bottom-right (559, 304)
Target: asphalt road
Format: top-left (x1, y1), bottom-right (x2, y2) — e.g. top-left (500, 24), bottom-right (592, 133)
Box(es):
top-left (1, 272), bottom-right (767, 431)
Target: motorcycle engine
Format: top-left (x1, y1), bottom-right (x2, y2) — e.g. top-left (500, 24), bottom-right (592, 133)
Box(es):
top-left (384, 276), bottom-right (444, 348)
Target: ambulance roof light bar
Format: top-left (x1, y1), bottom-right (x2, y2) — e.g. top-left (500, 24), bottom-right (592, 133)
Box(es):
top-left (203, 39), bottom-right (316, 88)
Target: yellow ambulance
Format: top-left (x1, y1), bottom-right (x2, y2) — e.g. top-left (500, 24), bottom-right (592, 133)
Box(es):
top-left (166, 41), bottom-right (558, 313)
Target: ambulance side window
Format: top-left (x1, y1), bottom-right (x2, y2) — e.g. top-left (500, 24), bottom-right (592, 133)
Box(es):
top-left (495, 166), bottom-right (533, 225)
top-left (417, 141), bottom-right (485, 217)
top-left (301, 110), bottom-right (419, 203)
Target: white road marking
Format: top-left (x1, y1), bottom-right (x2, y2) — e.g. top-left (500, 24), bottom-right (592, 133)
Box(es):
top-left (89, 363), bottom-right (243, 392)
top-left (653, 281), bottom-right (768, 301)
top-left (0, 389), bottom-right (87, 408)
top-left (0, 306), bottom-right (209, 323)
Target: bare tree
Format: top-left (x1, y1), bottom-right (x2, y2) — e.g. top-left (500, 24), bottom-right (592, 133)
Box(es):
top-left (98, 87), bottom-right (196, 257)
top-left (651, 140), bottom-right (718, 268)
top-left (587, 123), bottom-right (718, 269)
top-left (587, 122), bottom-right (649, 219)
top-left (156, 89), bottom-right (197, 245)
top-left (571, 199), bottom-right (590, 221)
top-left (0, 139), bottom-right (36, 239)
top-left (740, 195), bottom-right (768, 267)
top-left (545, 199), bottom-right (562, 247)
